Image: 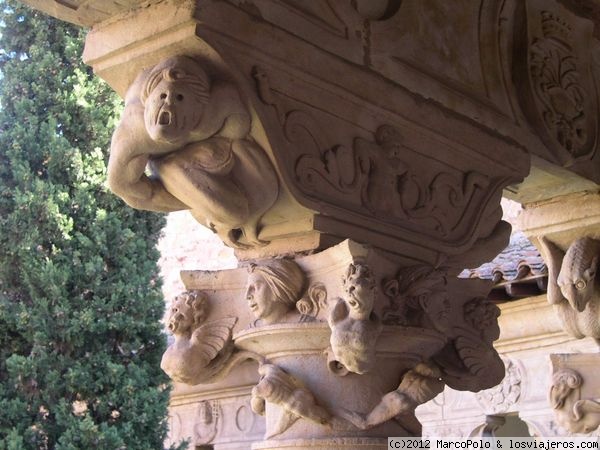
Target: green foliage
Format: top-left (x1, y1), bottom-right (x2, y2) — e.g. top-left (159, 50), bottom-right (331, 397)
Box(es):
top-left (0, 2), bottom-right (180, 448)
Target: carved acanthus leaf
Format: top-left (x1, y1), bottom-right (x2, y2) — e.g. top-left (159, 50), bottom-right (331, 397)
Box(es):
top-left (516, 2), bottom-right (598, 164)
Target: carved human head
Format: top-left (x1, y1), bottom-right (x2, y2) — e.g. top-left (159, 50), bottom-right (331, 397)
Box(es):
top-left (167, 290), bottom-right (208, 336)
top-left (245, 259), bottom-right (305, 324)
top-left (342, 262), bottom-right (376, 320)
top-left (141, 56), bottom-right (210, 145)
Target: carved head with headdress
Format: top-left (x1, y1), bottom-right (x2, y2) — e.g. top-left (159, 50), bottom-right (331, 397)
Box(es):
top-left (245, 259), bottom-right (305, 324)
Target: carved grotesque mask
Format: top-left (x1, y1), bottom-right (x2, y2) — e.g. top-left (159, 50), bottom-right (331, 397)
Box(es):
top-left (167, 291), bottom-right (206, 335)
top-left (167, 295), bottom-right (195, 335)
top-left (344, 264), bottom-right (376, 320)
top-left (144, 78), bottom-right (203, 145)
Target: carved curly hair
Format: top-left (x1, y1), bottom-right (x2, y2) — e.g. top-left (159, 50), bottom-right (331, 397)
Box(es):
top-left (174, 290), bottom-right (208, 326)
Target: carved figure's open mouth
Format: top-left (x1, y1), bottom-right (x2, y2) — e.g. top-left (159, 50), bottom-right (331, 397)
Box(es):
top-left (158, 110), bottom-right (172, 126)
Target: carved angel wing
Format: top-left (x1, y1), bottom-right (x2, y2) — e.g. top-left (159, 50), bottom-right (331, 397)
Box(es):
top-left (192, 316), bottom-right (238, 363)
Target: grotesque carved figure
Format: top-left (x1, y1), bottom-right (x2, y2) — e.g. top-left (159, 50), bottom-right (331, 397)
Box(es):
top-left (550, 368), bottom-right (600, 434)
top-left (108, 55), bottom-right (279, 248)
top-left (338, 362), bottom-right (444, 434)
top-left (245, 259), bottom-right (305, 325)
top-left (538, 236), bottom-right (600, 339)
top-left (251, 363), bottom-right (331, 438)
top-left (161, 291), bottom-right (238, 385)
top-left (540, 237), bottom-right (599, 312)
top-left (327, 263), bottom-right (383, 375)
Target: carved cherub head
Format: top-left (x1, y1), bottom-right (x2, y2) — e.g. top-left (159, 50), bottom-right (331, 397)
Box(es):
top-left (342, 262), bottom-right (376, 320)
top-left (141, 56), bottom-right (210, 145)
top-left (167, 290), bottom-right (208, 336)
top-left (246, 259), bottom-right (305, 325)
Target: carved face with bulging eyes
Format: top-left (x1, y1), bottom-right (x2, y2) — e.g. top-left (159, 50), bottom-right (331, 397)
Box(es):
top-left (343, 263), bottom-right (376, 321)
top-left (144, 79), bottom-right (203, 145)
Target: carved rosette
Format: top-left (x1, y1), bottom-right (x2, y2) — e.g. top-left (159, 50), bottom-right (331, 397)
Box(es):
top-left (476, 357), bottom-right (522, 414)
top-left (515, 0), bottom-right (598, 165)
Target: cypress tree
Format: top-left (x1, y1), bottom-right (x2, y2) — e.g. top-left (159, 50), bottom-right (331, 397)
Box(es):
top-left (0, 2), bottom-right (180, 448)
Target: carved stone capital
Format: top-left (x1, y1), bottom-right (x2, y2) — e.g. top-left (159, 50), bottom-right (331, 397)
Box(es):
top-left (159, 240), bottom-right (505, 445)
top-left (66, 0), bottom-right (538, 265)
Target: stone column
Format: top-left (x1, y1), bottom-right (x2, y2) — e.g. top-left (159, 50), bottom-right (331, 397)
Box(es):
top-left (519, 192), bottom-right (600, 435)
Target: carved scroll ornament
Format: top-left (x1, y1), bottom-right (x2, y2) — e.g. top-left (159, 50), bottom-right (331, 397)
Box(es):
top-left (550, 368), bottom-right (600, 434)
top-left (108, 55), bottom-right (279, 248)
top-left (292, 118), bottom-right (490, 238)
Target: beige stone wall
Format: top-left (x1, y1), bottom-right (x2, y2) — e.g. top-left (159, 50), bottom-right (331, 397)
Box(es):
top-left (157, 211), bottom-right (238, 303)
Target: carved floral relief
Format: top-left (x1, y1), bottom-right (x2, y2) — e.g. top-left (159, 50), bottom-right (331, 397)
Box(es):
top-left (291, 116), bottom-right (491, 239)
top-left (515, 1), bottom-right (598, 164)
top-left (476, 357), bottom-right (522, 414)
